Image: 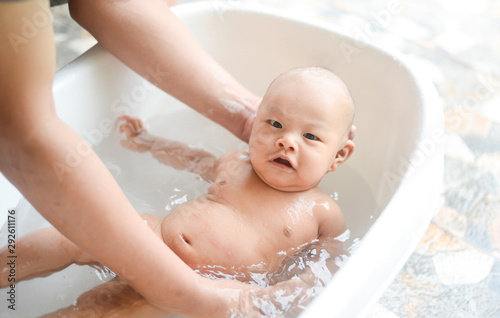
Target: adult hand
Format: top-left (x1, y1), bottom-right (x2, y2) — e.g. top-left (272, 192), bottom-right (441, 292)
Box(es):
top-left (70, 0), bottom-right (261, 143)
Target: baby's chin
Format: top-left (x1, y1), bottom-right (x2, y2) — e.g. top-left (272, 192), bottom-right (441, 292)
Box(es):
top-left (249, 154), bottom-right (320, 192)
top-left (257, 173), bottom-right (318, 193)
top-left (267, 183), bottom-right (313, 192)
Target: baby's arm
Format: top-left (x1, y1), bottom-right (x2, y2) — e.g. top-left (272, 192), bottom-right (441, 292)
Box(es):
top-left (0, 227), bottom-right (96, 288)
top-left (119, 115), bottom-right (217, 182)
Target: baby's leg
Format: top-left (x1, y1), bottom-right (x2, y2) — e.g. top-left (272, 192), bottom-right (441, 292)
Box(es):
top-left (0, 213), bottom-right (162, 288)
top-left (41, 278), bottom-right (168, 318)
top-left (0, 227), bottom-right (96, 288)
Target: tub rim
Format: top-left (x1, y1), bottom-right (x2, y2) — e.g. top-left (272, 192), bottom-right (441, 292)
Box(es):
top-left (169, 2), bottom-right (443, 317)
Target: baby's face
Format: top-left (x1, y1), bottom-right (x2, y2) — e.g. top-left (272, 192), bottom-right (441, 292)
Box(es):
top-left (248, 71), bottom-right (353, 192)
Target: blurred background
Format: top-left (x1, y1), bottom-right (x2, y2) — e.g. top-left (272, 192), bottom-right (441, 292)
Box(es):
top-left (52, 0), bottom-right (499, 316)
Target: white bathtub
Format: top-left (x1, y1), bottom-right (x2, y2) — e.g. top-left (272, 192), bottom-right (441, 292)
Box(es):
top-left (0, 2), bottom-right (443, 317)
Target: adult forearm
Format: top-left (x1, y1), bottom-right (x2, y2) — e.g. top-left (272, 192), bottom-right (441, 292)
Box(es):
top-left (70, 0), bottom-right (260, 142)
top-left (0, 2), bottom-right (233, 314)
top-left (0, 116), bottom-right (229, 315)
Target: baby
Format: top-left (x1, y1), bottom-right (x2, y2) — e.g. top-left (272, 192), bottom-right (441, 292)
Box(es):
top-left (0, 66), bottom-right (354, 292)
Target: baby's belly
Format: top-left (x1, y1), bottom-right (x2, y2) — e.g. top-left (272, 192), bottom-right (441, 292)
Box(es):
top-left (161, 198), bottom-right (266, 270)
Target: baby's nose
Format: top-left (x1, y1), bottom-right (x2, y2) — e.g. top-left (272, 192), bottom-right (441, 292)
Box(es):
top-left (276, 135), bottom-right (297, 152)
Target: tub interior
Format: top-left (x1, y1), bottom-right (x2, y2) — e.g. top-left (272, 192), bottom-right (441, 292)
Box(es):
top-left (0, 3), bottom-right (441, 317)
top-left (53, 4), bottom-right (425, 236)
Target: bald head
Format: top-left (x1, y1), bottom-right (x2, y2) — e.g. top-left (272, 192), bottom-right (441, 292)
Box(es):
top-left (266, 67), bottom-right (355, 139)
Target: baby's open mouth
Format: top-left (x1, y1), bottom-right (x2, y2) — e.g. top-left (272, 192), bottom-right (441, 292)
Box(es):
top-left (273, 157), bottom-right (293, 169)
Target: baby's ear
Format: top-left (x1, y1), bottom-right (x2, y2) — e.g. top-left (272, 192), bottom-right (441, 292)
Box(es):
top-left (329, 140), bottom-right (355, 172)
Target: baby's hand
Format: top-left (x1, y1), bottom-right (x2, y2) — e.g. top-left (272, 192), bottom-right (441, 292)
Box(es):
top-left (118, 115), bottom-right (154, 153)
top-left (118, 115), bottom-right (147, 138)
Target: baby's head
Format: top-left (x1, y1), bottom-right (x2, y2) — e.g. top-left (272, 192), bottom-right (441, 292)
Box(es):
top-left (249, 67), bottom-right (355, 192)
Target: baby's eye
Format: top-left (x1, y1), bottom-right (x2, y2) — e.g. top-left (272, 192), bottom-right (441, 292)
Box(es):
top-left (303, 133), bottom-right (319, 141)
top-left (268, 120), bottom-right (282, 129)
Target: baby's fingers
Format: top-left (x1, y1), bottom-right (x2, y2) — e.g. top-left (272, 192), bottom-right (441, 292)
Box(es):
top-left (118, 116), bottom-right (147, 136)
top-left (119, 121), bottom-right (136, 138)
top-left (130, 117), bottom-right (146, 133)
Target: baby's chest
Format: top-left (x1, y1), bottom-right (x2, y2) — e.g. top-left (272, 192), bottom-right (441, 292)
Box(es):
top-left (216, 187), bottom-right (320, 246)
top-left (209, 153), bottom-right (321, 241)
top-left (267, 198), bottom-right (321, 242)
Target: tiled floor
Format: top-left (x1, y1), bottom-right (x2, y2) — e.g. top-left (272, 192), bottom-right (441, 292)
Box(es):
top-left (51, 1), bottom-right (500, 317)
top-left (51, 5), bottom-right (96, 70)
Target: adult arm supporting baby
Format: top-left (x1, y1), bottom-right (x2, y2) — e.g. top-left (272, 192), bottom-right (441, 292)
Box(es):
top-left (0, 2), bottom-right (252, 316)
top-left (0, 213), bottom-right (160, 288)
top-left (69, 0), bottom-right (261, 143)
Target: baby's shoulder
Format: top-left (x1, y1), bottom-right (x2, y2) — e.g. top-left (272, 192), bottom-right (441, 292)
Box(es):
top-left (308, 189), bottom-right (345, 238)
top-left (308, 189), bottom-right (340, 215)
top-left (305, 187), bottom-right (337, 206)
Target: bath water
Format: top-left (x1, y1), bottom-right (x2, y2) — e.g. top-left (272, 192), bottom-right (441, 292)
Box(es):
top-left (90, 118), bottom-right (365, 317)
top-left (0, 112), bottom-right (374, 317)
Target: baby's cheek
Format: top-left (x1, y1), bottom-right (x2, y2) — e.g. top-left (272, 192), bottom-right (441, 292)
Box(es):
top-left (249, 133), bottom-right (268, 155)
top-left (255, 127), bottom-right (276, 144)
top-left (302, 157), bottom-right (327, 180)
